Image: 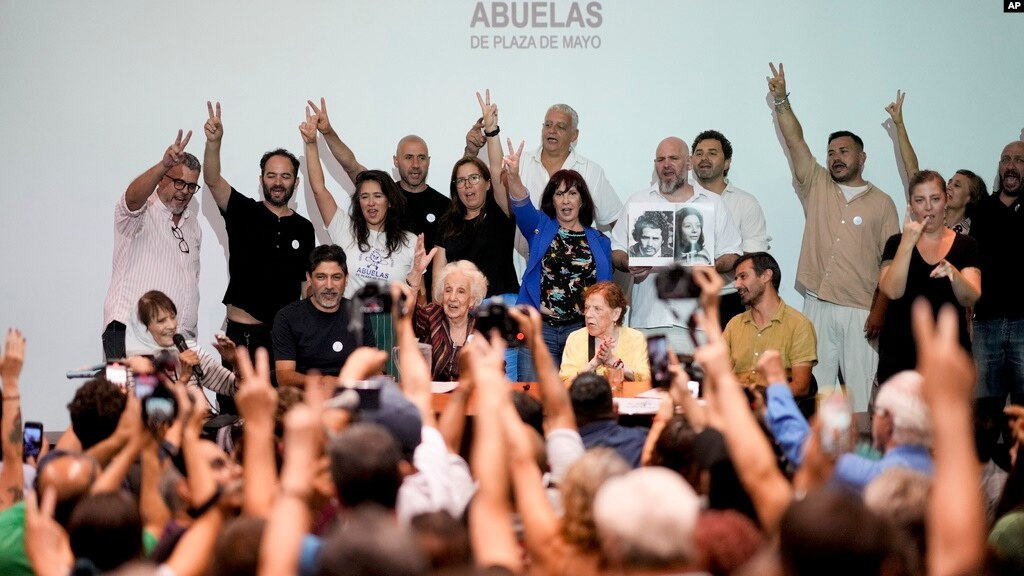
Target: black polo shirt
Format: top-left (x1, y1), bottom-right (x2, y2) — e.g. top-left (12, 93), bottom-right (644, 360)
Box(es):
top-left (970, 193), bottom-right (1024, 320)
top-left (221, 188), bottom-right (315, 324)
top-left (400, 183), bottom-right (451, 296)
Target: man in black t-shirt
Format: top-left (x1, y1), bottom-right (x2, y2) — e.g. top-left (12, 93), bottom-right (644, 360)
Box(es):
top-left (273, 245), bottom-right (375, 386)
top-left (202, 102), bottom-right (315, 397)
top-left (971, 140), bottom-right (1024, 465)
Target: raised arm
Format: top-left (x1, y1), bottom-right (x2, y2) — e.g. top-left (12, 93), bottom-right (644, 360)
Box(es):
top-left (501, 137), bottom-right (529, 201)
top-left (407, 234), bottom-right (438, 302)
top-left (257, 373), bottom-right (324, 576)
top-left (393, 283), bottom-right (438, 429)
top-left (125, 129), bottom-right (193, 211)
top-left (696, 314), bottom-right (793, 534)
top-left (509, 306), bottom-right (576, 431)
top-left (466, 334), bottom-right (522, 574)
top-left (202, 101), bottom-right (232, 211)
top-left (307, 97), bottom-right (367, 185)
top-left (464, 117), bottom-right (486, 158)
top-left (884, 90), bottom-right (920, 200)
top-left (767, 62), bottom-right (814, 179)
top-left (0, 329), bottom-right (26, 511)
top-left (235, 346), bottom-right (280, 518)
top-left (477, 90), bottom-right (511, 216)
top-left (300, 104), bottom-right (339, 226)
top-left (912, 301), bottom-right (985, 576)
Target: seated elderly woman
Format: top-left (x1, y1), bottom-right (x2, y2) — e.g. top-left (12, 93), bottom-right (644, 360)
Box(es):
top-left (412, 260), bottom-right (488, 381)
top-left (559, 282), bottom-right (650, 384)
top-left (125, 290), bottom-right (236, 397)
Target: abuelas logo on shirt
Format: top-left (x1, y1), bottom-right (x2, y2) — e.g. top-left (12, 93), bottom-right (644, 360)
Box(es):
top-left (356, 249), bottom-right (392, 280)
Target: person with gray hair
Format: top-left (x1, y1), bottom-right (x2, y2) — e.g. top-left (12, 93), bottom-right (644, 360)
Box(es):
top-left (479, 90), bottom-right (622, 275)
top-left (411, 260), bottom-right (488, 381)
top-left (833, 370), bottom-right (933, 493)
top-left (102, 129), bottom-right (203, 360)
top-left (593, 467), bottom-right (703, 574)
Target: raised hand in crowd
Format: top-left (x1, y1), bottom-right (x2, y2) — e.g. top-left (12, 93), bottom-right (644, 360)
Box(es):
top-left (695, 307), bottom-right (793, 534)
top-left (464, 331), bottom-right (522, 574)
top-left (234, 346), bottom-right (279, 518)
top-left (23, 487), bottom-right (72, 576)
top-left (260, 370), bottom-right (325, 576)
top-left (1, 328), bottom-right (26, 511)
top-left (911, 300), bottom-right (985, 576)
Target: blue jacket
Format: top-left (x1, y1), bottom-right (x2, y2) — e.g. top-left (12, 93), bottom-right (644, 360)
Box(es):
top-left (511, 195), bottom-right (612, 309)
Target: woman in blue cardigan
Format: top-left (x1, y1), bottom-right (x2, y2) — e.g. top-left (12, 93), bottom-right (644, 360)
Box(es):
top-left (499, 139), bottom-right (612, 381)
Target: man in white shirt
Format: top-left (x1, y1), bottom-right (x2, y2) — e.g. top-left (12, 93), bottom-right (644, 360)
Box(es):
top-left (102, 130), bottom-right (202, 360)
top-left (691, 129), bottom-right (771, 328)
top-left (611, 137), bottom-right (742, 354)
top-left (513, 102), bottom-right (622, 274)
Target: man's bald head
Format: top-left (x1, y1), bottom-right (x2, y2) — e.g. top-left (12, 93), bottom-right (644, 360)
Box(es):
top-left (35, 452), bottom-right (101, 526)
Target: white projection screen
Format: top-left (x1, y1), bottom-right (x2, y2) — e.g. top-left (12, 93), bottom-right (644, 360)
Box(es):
top-left (2, 0), bottom-right (1021, 429)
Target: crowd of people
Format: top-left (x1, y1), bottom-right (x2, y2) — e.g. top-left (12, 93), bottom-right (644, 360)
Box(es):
top-left (2, 61), bottom-right (1024, 574)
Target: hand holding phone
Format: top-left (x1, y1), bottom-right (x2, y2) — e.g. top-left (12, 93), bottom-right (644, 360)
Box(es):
top-left (647, 335), bottom-right (671, 389)
top-left (23, 421), bottom-right (43, 462)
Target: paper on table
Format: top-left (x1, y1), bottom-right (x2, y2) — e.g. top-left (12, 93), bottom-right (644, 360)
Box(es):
top-left (430, 381), bottom-right (458, 394)
top-left (613, 397), bottom-right (661, 415)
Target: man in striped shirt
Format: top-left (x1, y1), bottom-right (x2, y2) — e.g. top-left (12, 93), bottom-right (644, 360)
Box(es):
top-left (102, 129), bottom-right (202, 360)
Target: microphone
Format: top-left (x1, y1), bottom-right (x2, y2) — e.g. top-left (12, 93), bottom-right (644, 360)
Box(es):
top-left (66, 363), bottom-right (106, 379)
top-left (172, 334), bottom-right (204, 378)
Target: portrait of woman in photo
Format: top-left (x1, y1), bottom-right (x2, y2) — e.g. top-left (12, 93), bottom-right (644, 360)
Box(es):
top-left (674, 206), bottom-right (712, 265)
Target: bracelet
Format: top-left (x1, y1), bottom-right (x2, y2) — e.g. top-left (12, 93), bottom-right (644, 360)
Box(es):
top-left (186, 485), bottom-right (224, 518)
top-left (484, 125), bottom-right (500, 138)
top-left (773, 92), bottom-right (790, 106)
top-left (2, 394), bottom-right (19, 401)
top-left (280, 486), bottom-right (312, 501)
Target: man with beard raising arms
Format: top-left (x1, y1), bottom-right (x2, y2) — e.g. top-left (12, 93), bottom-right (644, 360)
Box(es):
top-left (767, 63), bottom-right (898, 421)
top-left (970, 140), bottom-right (1024, 460)
top-left (203, 102), bottom-right (315, 385)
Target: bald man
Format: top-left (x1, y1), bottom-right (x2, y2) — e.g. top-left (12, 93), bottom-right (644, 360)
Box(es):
top-left (611, 137), bottom-right (742, 354)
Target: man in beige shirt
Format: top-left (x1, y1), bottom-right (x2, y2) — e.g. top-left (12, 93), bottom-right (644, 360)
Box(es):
top-left (766, 63), bottom-right (899, 417)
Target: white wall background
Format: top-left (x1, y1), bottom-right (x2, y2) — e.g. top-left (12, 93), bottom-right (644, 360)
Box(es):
top-left (2, 0), bottom-right (1021, 429)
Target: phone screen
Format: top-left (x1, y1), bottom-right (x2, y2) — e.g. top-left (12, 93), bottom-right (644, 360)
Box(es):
top-left (23, 422), bottom-right (43, 461)
top-left (647, 335), bottom-right (671, 389)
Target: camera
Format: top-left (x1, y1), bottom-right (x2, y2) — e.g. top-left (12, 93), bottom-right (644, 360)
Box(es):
top-left (473, 301), bottom-right (524, 348)
top-left (354, 281), bottom-right (408, 316)
top-left (331, 376), bottom-right (388, 411)
top-left (135, 351), bottom-right (179, 428)
top-left (655, 264), bottom-right (701, 300)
